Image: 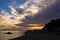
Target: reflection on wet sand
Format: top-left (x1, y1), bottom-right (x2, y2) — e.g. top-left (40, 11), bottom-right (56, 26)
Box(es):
top-left (0, 31), bottom-right (26, 40)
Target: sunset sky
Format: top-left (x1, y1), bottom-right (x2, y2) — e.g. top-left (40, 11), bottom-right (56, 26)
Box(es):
top-left (0, 0), bottom-right (60, 29)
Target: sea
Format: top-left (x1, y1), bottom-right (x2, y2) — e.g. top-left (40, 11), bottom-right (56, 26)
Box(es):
top-left (0, 31), bottom-right (26, 40)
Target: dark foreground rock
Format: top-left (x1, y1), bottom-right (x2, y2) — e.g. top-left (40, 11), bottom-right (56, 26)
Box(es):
top-left (10, 30), bottom-right (60, 40)
top-left (10, 19), bottom-right (60, 40)
top-left (42, 19), bottom-right (60, 33)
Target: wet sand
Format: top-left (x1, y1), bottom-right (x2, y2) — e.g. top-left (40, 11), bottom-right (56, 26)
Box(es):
top-left (0, 31), bottom-right (26, 40)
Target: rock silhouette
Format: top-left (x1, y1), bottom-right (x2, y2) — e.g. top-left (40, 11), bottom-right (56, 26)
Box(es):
top-left (42, 19), bottom-right (60, 33)
top-left (4, 32), bottom-right (12, 35)
top-left (10, 19), bottom-right (60, 40)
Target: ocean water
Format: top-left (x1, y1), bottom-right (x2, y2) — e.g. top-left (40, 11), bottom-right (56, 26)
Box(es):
top-left (0, 31), bottom-right (26, 40)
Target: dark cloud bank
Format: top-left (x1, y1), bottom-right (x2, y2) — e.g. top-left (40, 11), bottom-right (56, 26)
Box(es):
top-left (16, 0), bottom-right (60, 26)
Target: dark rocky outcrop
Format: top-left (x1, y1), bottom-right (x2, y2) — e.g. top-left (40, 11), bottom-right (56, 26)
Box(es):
top-left (4, 32), bottom-right (12, 35)
top-left (10, 19), bottom-right (60, 40)
top-left (42, 19), bottom-right (60, 33)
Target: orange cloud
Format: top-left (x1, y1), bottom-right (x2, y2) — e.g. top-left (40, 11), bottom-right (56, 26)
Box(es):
top-left (22, 24), bottom-right (44, 30)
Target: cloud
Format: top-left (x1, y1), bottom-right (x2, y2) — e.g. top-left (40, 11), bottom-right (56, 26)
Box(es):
top-left (0, 0), bottom-right (56, 28)
top-left (19, 0), bottom-right (56, 16)
top-left (8, 0), bottom-right (18, 8)
top-left (21, 0), bottom-right (60, 25)
top-left (10, 0), bottom-right (56, 23)
top-left (15, 0), bottom-right (56, 26)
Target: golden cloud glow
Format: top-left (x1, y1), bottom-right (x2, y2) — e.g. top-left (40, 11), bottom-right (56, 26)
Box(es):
top-left (22, 24), bottom-right (44, 30)
top-left (0, 0), bottom-right (56, 29)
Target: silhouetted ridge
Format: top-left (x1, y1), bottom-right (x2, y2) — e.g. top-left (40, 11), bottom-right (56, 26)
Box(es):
top-left (10, 30), bottom-right (60, 40)
top-left (10, 30), bottom-right (42, 40)
top-left (10, 19), bottom-right (60, 40)
top-left (24, 30), bottom-right (41, 34)
top-left (42, 19), bottom-right (60, 32)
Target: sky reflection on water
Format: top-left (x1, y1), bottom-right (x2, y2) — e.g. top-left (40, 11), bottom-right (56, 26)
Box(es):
top-left (0, 31), bottom-right (26, 40)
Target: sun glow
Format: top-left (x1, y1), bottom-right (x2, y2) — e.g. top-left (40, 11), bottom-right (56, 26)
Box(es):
top-left (23, 24), bottom-right (44, 30)
top-left (0, 0), bottom-right (56, 29)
